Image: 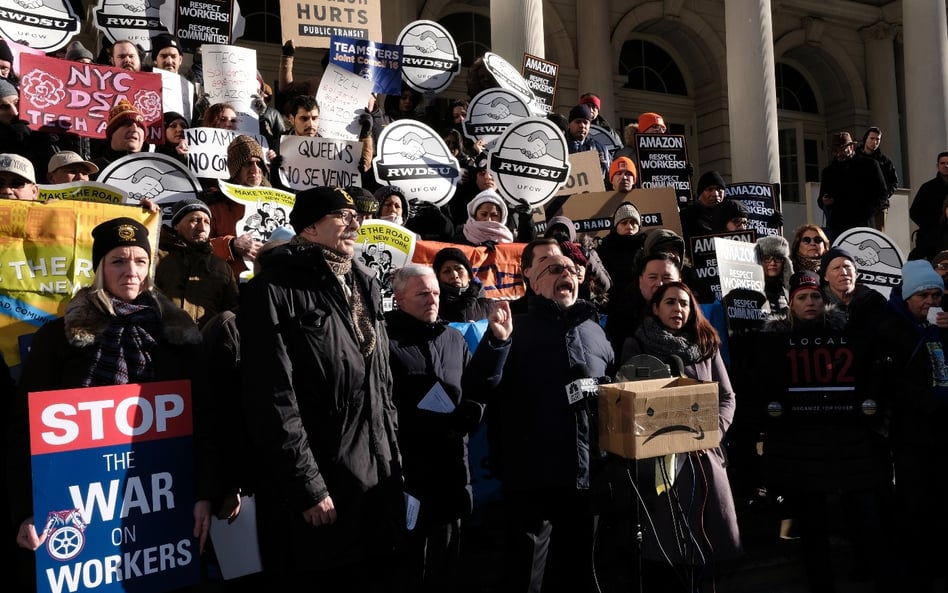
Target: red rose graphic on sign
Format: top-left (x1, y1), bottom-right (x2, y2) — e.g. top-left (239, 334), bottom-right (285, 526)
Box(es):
top-left (135, 89), bottom-right (163, 121)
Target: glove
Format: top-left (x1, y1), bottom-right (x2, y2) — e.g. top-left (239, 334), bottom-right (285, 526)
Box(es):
top-left (282, 40), bottom-right (295, 57)
top-left (270, 154), bottom-right (284, 170)
top-left (770, 210), bottom-right (784, 228)
top-left (449, 400), bottom-right (484, 437)
top-left (358, 112), bottom-right (372, 138)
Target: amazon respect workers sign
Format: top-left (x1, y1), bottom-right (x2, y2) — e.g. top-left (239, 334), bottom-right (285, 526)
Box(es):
top-left (29, 380), bottom-right (199, 593)
top-left (0, 200), bottom-right (159, 372)
top-left (18, 54), bottom-right (164, 141)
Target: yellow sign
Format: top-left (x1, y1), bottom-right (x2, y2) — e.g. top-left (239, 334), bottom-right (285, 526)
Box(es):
top-left (0, 200), bottom-right (159, 371)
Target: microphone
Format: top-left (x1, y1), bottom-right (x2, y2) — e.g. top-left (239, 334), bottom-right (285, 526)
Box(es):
top-left (566, 364), bottom-right (595, 406)
top-left (565, 365), bottom-right (610, 406)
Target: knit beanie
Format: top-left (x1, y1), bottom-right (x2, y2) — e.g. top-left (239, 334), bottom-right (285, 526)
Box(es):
top-left (289, 186), bottom-right (355, 233)
top-left (820, 247), bottom-right (856, 282)
top-left (106, 99), bottom-right (145, 137)
top-left (545, 215), bottom-right (576, 242)
top-left (373, 185), bottom-right (409, 219)
top-left (227, 135), bottom-right (268, 179)
top-left (696, 170), bottom-right (727, 195)
top-left (901, 260), bottom-right (943, 299)
top-left (609, 156), bottom-right (637, 184)
top-left (933, 250), bottom-right (948, 268)
top-left (712, 199), bottom-right (749, 229)
top-left (755, 234), bottom-right (794, 287)
top-left (568, 104), bottom-right (592, 123)
top-left (344, 185), bottom-right (378, 216)
top-left (91, 217), bottom-right (151, 269)
top-left (0, 78), bottom-right (15, 99)
top-left (637, 112), bottom-right (665, 132)
top-left (789, 270), bottom-right (822, 298)
top-left (150, 33), bottom-right (181, 60)
top-left (171, 197), bottom-right (211, 227)
top-left (0, 40), bottom-right (12, 64)
top-left (466, 189), bottom-right (508, 225)
top-left (613, 202), bottom-right (641, 228)
top-left (164, 111), bottom-right (187, 128)
top-left (65, 40), bottom-right (94, 62)
top-left (643, 227), bottom-right (684, 258)
top-left (433, 247), bottom-right (474, 279)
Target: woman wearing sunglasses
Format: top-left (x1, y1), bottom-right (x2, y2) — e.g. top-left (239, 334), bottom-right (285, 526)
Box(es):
top-left (790, 224), bottom-right (830, 274)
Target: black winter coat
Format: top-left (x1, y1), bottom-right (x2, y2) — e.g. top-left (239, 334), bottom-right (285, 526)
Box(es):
top-left (477, 296), bottom-right (613, 494)
top-left (384, 310), bottom-right (501, 525)
top-left (238, 241), bottom-right (402, 573)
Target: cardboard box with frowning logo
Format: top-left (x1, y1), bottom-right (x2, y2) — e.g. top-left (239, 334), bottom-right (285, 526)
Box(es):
top-left (598, 377), bottom-right (720, 459)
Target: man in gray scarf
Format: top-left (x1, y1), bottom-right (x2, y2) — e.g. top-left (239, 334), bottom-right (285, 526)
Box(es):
top-left (238, 186), bottom-right (402, 592)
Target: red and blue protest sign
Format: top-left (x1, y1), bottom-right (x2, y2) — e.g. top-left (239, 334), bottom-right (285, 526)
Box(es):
top-left (28, 380), bottom-right (199, 593)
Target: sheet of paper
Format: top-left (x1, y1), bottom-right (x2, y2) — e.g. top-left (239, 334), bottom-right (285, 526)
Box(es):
top-left (417, 382), bottom-right (455, 413)
top-left (405, 492), bottom-right (420, 530)
top-left (210, 495), bottom-right (263, 579)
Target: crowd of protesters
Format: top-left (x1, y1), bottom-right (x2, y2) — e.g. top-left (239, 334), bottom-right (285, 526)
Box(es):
top-left (2, 30), bottom-right (948, 593)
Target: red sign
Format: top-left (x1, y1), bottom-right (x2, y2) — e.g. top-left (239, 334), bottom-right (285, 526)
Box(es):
top-left (17, 54), bottom-right (164, 142)
top-left (29, 380), bottom-right (193, 454)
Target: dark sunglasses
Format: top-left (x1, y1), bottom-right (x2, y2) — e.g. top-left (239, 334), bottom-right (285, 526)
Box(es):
top-left (540, 263), bottom-right (581, 278)
top-left (800, 236), bottom-right (825, 245)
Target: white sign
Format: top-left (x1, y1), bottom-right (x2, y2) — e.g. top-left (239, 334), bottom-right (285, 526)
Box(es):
top-left (279, 135), bottom-right (363, 191)
top-left (316, 62), bottom-right (374, 141)
top-left (201, 44), bottom-right (259, 133)
top-left (183, 127), bottom-right (269, 179)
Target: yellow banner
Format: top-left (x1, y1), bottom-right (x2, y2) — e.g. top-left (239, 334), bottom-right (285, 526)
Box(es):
top-left (0, 200), bottom-right (159, 371)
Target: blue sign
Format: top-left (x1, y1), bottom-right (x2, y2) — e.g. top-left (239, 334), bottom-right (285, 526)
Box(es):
top-left (328, 35), bottom-right (403, 96)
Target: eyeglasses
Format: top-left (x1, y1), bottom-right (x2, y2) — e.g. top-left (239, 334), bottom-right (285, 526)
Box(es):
top-left (218, 117), bottom-right (238, 123)
top-left (731, 218), bottom-right (749, 227)
top-left (763, 256), bottom-right (782, 264)
top-left (539, 263), bottom-right (581, 278)
top-left (0, 103), bottom-right (15, 111)
top-left (330, 210), bottom-right (358, 226)
top-left (800, 236), bottom-right (825, 245)
top-left (936, 263), bottom-right (948, 271)
top-left (0, 178), bottom-right (27, 189)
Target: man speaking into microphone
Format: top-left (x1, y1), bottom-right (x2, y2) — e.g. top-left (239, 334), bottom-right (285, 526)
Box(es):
top-left (472, 253), bottom-right (615, 593)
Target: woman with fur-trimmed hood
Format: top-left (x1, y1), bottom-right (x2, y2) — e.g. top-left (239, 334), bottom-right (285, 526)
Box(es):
top-left (7, 218), bottom-right (227, 572)
top-left (755, 234), bottom-right (794, 318)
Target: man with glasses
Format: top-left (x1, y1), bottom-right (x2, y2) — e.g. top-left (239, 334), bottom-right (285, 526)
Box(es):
top-left (472, 251), bottom-right (614, 592)
top-left (238, 185), bottom-right (403, 591)
top-left (932, 251), bottom-right (948, 302)
top-left (0, 153), bottom-right (38, 201)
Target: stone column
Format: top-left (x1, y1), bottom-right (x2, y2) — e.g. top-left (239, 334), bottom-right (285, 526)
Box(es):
top-left (381, 0), bottom-right (420, 43)
top-left (725, 0), bottom-right (781, 187)
top-left (574, 0), bottom-right (615, 119)
top-left (902, 1), bottom-right (948, 188)
top-left (860, 22), bottom-right (904, 187)
top-left (490, 0), bottom-right (544, 63)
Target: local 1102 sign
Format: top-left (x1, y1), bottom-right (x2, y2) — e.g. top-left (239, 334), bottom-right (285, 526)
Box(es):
top-left (29, 380), bottom-right (199, 593)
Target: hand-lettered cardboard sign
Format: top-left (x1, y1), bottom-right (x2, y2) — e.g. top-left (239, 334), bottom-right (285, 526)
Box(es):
top-left (278, 135), bottom-right (363, 191)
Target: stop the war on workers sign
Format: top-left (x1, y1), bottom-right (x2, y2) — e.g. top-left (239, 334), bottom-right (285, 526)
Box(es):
top-left (27, 381), bottom-right (200, 593)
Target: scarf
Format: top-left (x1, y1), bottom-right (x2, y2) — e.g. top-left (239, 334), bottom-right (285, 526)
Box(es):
top-left (321, 246), bottom-right (376, 357)
top-left (633, 316), bottom-right (705, 364)
top-left (462, 220), bottom-right (514, 246)
top-left (792, 252), bottom-right (821, 273)
top-left (84, 295), bottom-right (160, 387)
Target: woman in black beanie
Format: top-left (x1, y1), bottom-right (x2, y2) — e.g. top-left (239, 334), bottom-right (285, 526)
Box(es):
top-left (432, 247), bottom-right (494, 322)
